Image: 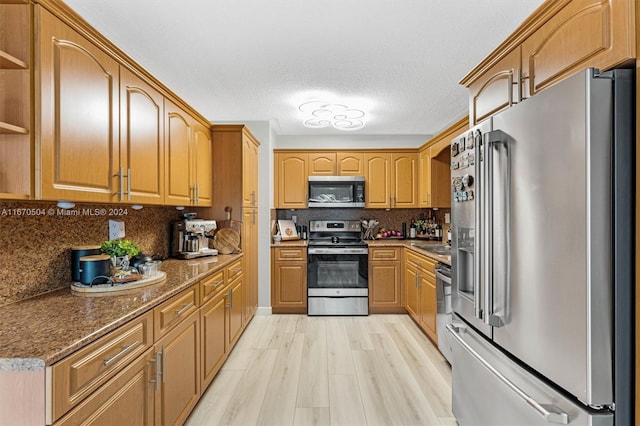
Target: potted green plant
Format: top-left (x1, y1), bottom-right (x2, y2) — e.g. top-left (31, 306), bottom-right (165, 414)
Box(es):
top-left (100, 239), bottom-right (140, 269)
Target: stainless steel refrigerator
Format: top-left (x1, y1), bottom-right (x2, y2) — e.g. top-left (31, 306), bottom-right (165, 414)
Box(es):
top-left (447, 68), bottom-right (634, 426)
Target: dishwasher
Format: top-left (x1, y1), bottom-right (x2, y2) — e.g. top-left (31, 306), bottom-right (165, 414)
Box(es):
top-left (435, 262), bottom-right (453, 364)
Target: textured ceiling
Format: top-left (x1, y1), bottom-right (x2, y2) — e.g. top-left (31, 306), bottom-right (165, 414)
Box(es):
top-left (63, 0), bottom-right (545, 137)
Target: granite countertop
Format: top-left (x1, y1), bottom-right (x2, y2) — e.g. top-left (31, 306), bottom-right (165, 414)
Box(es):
top-left (0, 253), bottom-right (242, 370)
top-left (270, 239), bottom-right (308, 248)
top-left (367, 239), bottom-right (452, 265)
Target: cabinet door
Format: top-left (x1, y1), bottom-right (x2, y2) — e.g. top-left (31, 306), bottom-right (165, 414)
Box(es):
top-left (155, 309), bottom-right (200, 426)
top-left (242, 134), bottom-right (259, 207)
top-left (364, 153), bottom-right (391, 208)
top-left (369, 261), bottom-right (402, 313)
top-left (164, 100), bottom-right (192, 206)
top-left (272, 261), bottom-right (307, 313)
top-left (242, 208), bottom-right (258, 323)
top-left (521, 0), bottom-right (634, 98)
top-left (391, 153), bottom-right (418, 208)
top-left (404, 263), bottom-right (419, 320)
top-left (308, 152), bottom-right (336, 176)
top-left (276, 153), bottom-right (308, 208)
top-left (192, 122), bottom-right (212, 206)
top-left (336, 152), bottom-right (364, 176)
top-left (418, 147), bottom-right (431, 207)
top-left (120, 67), bottom-right (164, 204)
top-left (228, 278), bottom-right (244, 348)
top-left (200, 289), bottom-right (227, 389)
top-left (468, 48), bottom-right (521, 125)
top-left (55, 348), bottom-right (155, 426)
top-left (419, 271), bottom-right (437, 343)
top-left (38, 7), bottom-right (119, 202)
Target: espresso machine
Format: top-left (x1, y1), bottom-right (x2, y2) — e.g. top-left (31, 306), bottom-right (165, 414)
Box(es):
top-left (171, 214), bottom-right (218, 259)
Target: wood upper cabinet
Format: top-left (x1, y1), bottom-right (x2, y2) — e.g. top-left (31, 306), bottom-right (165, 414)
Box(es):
top-left (521, 0), bottom-right (634, 98)
top-left (468, 47), bottom-right (521, 125)
top-left (192, 122), bottom-right (213, 206)
top-left (364, 152), bottom-right (391, 208)
top-left (308, 152), bottom-right (336, 176)
top-left (164, 100), bottom-right (211, 206)
top-left (275, 152), bottom-right (308, 209)
top-left (37, 6), bottom-right (119, 202)
top-left (391, 153), bottom-right (418, 208)
top-left (242, 132), bottom-right (259, 208)
top-left (418, 147), bottom-right (431, 207)
top-left (0, 2), bottom-right (31, 199)
top-left (364, 152), bottom-right (416, 208)
top-left (337, 152), bottom-right (364, 176)
top-left (119, 67), bottom-right (164, 204)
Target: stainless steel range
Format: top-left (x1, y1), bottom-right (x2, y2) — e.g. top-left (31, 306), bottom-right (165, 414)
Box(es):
top-left (307, 220), bottom-right (368, 316)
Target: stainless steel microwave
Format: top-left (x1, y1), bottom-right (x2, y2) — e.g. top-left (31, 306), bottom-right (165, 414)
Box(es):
top-left (308, 176), bottom-right (365, 208)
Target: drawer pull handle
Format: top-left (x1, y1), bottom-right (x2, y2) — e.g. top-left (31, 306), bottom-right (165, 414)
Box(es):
top-left (206, 280), bottom-right (224, 288)
top-left (104, 340), bottom-right (140, 366)
top-left (231, 268), bottom-right (242, 273)
top-left (176, 301), bottom-right (195, 316)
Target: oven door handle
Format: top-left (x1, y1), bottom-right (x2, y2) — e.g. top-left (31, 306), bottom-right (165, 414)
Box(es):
top-left (308, 247), bottom-right (368, 255)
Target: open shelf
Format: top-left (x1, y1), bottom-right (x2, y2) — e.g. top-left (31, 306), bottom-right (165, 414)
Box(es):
top-left (0, 50), bottom-right (28, 69)
top-left (0, 122), bottom-right (29, 135)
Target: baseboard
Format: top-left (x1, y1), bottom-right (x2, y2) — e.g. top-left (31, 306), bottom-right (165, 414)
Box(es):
top-left (255, 307), bottom-right (272, 315)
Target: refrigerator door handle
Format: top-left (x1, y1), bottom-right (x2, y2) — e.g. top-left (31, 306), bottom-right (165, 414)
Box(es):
top-left (484, 130), bottom-right (511, 328)
top-left (446, 324), bottom-right (570, 424)
top-left (474, 130), bottom-right (483, 320)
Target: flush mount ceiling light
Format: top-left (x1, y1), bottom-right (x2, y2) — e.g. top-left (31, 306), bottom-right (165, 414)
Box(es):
top-left (298, 101), bottom-right (365, 131)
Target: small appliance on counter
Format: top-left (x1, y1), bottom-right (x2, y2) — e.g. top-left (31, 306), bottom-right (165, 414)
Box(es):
top-left (170, 213), bottom-right (218, 259)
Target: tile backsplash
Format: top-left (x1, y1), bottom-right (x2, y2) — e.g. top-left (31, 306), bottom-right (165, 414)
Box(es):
top-left (0, 201), bottom-right (207, 306)
top-left (276, 207), bottom-right (450, 238)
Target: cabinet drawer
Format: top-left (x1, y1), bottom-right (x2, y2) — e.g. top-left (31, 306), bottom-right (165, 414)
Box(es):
top-left (405, 249), bottom-right (436, 272)
top-left (50, 310), bottom-right (153, 422)
top-left (154, 284), bottom-right (199, 339)
top-left (200, 269), bottom-right (225, 304)
top-left (54, 347), bottom-right (155, 426)
top-left (225, 258), bottom-right (244, 283)
top-left (274, 247), bottom-right (307, 261)
top-left (369, 247), bottom-right (400, 261)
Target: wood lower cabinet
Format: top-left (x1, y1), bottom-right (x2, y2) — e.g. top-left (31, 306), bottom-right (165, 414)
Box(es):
top-left (369, 247), bottom-right (403, 313)
top-left (227, 275), bottom-right (244, 348)
top-left (404, 250), bottom-right (437, 343)
top-left (271, 246), bottom-right (307, 313)
top-left (200, 288), bottom-right (228, 389)
top-left (243, 208), bottom-right (258, 323)
top-left (54, 347), bottom-right (155, 426)
top-left (154, 309), bottom-right (200, 426)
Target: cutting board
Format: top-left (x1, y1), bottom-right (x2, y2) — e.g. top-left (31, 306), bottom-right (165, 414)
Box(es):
top-left (217, 206), bottom-right (242, 235)
top-left (214, 228), bottom-right (242, 254)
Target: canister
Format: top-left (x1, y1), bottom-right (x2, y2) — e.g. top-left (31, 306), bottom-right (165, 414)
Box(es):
top-left (78, 254), bottom-right (111, 285)
top-left (71, 245), bottom-right (101, 282)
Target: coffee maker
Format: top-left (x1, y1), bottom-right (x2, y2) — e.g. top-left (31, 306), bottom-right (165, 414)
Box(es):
top-left (171, 214), bottom-right (218, 259)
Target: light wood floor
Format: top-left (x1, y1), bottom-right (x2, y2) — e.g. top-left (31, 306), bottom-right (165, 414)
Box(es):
top-left (186, 314), bottom-right (456, 426)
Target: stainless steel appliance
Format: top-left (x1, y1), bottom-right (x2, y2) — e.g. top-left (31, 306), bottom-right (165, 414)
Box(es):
top-left (308, 176), bottom-right (365, 208)
top-left (448, 68), bottom-right (634, 425)
top-left (170, 218), bottom-right (218, 259)
top-left (307, 220), bottom-right (368, 315)
top-left (434, 262), bottom-right (453, 364)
